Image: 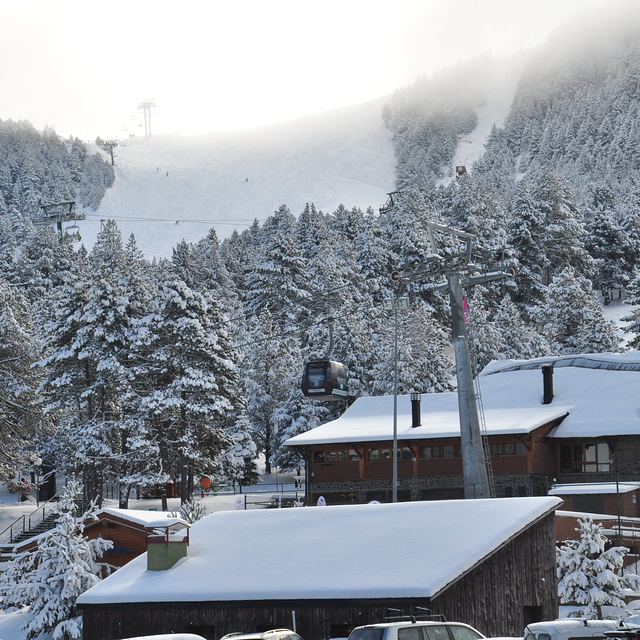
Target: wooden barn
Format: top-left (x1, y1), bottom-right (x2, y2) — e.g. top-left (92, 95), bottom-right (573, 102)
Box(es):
top-left (14, 507), bottom-right (178, 568)
top-left (77, 497), bottom-right (561, 640)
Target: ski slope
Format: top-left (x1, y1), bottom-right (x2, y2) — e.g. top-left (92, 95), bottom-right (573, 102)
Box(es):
top-left (77, 96), bottom-right (396, 259)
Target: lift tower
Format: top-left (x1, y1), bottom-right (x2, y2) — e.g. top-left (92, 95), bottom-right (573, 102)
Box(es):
top-left (390, 220), bottom-right (514, 499)
top-left (138, 99), bottom-right (156, 139)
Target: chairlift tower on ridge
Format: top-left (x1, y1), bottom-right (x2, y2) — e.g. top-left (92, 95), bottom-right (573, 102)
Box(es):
top-left (389, 217), bottom-right (515, 499)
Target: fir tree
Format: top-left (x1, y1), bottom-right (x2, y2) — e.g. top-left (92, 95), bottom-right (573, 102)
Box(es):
top-left (243, 310), bottom-right (300, 474)
top-left (536, 266), bottom-right (621, 354)
top-left (138, 276), bottom-right (243, 502)
top-left (220, 411), bottom-right (260, 491)
top-left (0, 277), bottom-right (47, 487)
top-left (244, 205), bottom-right (309, 331)
top-left (0, 480), bottom-right (112, 640)
top-left (557, 517), bottom-right (640, 619)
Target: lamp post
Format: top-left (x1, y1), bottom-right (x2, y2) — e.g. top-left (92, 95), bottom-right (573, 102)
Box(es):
top-left (33, 457), bottom-right (42, 506)
top-left (383, 296), bottom-right (409, 503)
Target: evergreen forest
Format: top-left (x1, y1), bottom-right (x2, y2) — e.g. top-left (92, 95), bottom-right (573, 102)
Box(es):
top-left (3, 15), bottom-right (640, 502)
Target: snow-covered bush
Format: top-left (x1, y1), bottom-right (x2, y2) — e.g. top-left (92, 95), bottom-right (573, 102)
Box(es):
top-left (557, 517), bottom-right (640, 619)
top-left (0, 480), bottom-right (113, 639)
top-left (175, 499), bottom-right (207, 524)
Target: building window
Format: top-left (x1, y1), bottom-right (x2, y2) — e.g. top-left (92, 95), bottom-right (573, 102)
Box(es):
top-left (401, 446), bottom-right (414, 460)
top-left (559, 442), bottom-right (611, 473)
top-left (368, 448), bottom-right (379, 461)
top-left (313, 449), bottom-right (360, 463)
top-left (419, 445), bottom-right (461, 458)
top-left (491, 442), bottom-right (527, 456)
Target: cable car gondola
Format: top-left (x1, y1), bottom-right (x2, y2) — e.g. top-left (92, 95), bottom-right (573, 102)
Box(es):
top-left (301, 359), bottom-right (349, 400)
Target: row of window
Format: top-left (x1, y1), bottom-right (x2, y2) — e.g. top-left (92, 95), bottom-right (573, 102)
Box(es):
top-left (312, 441), bottom-right (614, 474)
top-left (313, 442), bottom-right (526, 463)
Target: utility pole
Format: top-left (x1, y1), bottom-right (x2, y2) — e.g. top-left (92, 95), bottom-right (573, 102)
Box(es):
top-left (103, 140), bottom-right (119, 166)
top-left (138, 99), bottom-right (156, 139)
top-left (383, 297), bottom-right (410, 502)
top-left (390, 219), bottom-right (514, 499)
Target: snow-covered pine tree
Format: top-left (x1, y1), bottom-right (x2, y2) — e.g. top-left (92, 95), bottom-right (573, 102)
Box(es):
top-left (220, 411), bottom-right (260, 491)
top-left (176, 499), bottom-right (207, 523)
top-left (38, 221), bottom-right (152, 506)
top-left (138, 275), bottom-right (243, 502)
top-left (0, 276), bottom-right (47, 486)
top-left (557, 517), bottom-right (640, 619)
top-left (584, 190), bottom-right (629, 298)
top-left (536, 266), bottom-right (621, 354)
top-left (244, 204), bottom-right (309, 332)
top-left (491, 294), bottom-right (552, 361)
top-left (371, 299), bottom-right (452, 396)
top-left (528, 168), bottom-right (594, 283)
top-left (243, 310), bottom-right (300, 474)
top-left (507, 177), bottom-right (549, 311)
top-left (0, 480), bottom-right (112, 640)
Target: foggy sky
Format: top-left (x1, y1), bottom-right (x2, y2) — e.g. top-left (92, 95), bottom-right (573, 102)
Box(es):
top-left (0, 0), bottom-right (618, 141)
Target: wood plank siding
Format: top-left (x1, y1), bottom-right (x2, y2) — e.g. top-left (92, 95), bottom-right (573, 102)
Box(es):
top-left (80, 513), bottom-right (557, 640)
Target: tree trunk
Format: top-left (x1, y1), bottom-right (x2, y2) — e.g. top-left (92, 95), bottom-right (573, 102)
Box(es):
top-left (180, 460), bottom-right (189, 504)
top-left (119, 483), bottom-right (130, 509)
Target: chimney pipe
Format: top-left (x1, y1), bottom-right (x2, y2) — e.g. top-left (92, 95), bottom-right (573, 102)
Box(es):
top-left (542, 364), bottom-right (554, 404)
top-left (411, 392), bottom-right (421, 427)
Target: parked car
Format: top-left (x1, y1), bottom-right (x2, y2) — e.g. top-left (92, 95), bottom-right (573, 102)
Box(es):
top-left (347, 620), bottom-right (486, 640)
top-left (220, 629), bottom-right (303, 640)
top-left (123, 635), bottom-right (207, 640)
top-left (524, 620), bottom-right (636, 640)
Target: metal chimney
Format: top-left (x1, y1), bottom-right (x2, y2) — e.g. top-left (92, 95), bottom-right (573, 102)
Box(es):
top-left (542, 364), bottom-right (554, 404)
top-left (411, 392), bottom-right (421, 427)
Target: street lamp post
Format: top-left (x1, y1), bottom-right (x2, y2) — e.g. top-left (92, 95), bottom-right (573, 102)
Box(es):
top-left (383, 296), bottom-right (409, 503)
top-left (33, 457), bottom-right (42, 506)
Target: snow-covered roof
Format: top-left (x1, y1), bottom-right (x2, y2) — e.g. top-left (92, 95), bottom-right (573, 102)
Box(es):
top-left (77, 497), bottom-right (560, 605)
top-left (286, 351), bottom-right (640, 446)
top-left (550, 483), bottom-right (640, 496)
top-left (97, 508), bottom-right (188, 528)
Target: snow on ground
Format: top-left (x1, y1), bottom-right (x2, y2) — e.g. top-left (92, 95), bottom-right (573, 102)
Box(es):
top-left (0, 609), bottom-right (41, 640)
top-left (0, 466), bottom-right (301, 541)
top-left (75, 96), bottom-right (396, 259)
top-left (602, 297), bottom-right (634, 346)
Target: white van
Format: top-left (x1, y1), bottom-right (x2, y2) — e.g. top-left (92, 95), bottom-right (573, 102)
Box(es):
top-left (524, 620), bottom-right (630, 640)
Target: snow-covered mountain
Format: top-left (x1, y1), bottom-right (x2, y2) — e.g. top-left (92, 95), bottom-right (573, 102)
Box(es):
top-left (77, 96), bottom-right (398, 258)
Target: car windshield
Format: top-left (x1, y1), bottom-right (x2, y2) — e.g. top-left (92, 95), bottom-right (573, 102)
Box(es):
top-left (349, 629), bottom-right (385, 640)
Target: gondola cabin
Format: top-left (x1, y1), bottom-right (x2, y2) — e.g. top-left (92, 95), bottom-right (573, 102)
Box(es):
top-left (301, 359), bottom-right (349, 400)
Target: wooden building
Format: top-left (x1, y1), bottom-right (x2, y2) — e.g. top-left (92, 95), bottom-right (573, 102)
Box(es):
top-left (77, 497), bottom-right (561, 640)
top-left (285, 353), bottom-right (640, 506)
top-left (15, 508), bottom-right (171, 568)
top-left (549, 483), bottom-right (640, 519)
